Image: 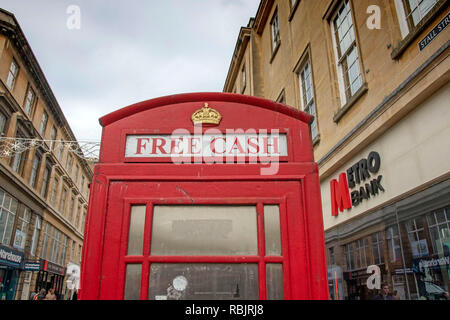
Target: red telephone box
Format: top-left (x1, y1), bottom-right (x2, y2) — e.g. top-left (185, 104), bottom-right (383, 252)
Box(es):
top-left (79, 93), bottom-right (329, 300)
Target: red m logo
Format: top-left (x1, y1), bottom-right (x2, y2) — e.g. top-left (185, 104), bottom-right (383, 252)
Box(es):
top-left (330, 172), bottom-right (352, 216)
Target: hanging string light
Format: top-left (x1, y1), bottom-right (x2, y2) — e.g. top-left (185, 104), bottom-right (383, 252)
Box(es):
top-left (0, 137), bottom-right (100, 162)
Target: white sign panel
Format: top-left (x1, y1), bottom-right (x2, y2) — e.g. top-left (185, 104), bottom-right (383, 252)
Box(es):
top-left (125, 133), bottom-right (288, 158)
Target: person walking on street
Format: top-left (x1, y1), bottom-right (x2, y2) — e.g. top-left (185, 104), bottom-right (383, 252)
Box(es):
top-left (44, 288), bottom-right (57, 300)
top-left (375, 283), bottom-right (393, 300)
top-left (33, 289), bottom-right (46, 300)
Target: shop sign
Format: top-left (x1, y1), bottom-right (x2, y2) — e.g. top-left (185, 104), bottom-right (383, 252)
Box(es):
top-left (418, 11), bottom-right (450, 51)
top-left (330, 151), bottom-right (385, 216)
top-left (414, 256), bottom-right (450, 272)
top-left (24, 260), bottom-right (43, 271)
top-left (43, 260), bottom-right (65, 276)
top-left (0, 244), bottom-right (24, 269)
top-left (125, 133), bottom-right (288, 159)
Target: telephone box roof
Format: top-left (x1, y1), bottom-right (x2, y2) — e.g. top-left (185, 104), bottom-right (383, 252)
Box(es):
top-left (99, 92), bottom-right (313, 127)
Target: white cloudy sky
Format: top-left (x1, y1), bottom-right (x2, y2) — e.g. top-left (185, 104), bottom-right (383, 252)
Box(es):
top-left (1, 0), bottom-right (260, 142)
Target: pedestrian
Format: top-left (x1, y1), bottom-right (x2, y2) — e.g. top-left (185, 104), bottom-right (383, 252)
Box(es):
top-left (374, 283), bottom-right (393, 300)
top-left (29, 291), bottom-right (37, 300)
top-left (392, 290), bottom-right (400, 300)
top-left (34, 288), bottom-right (46, 300)
top-left (44, 288), bottom-right (57, 300)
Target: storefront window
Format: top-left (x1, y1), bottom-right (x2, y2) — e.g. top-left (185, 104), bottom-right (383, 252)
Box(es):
top-left (405, 218), bottom-right (429, 258)
top-left (386, 226), bottom-right (402, 263)
top-left (426, 207), bottom-right (450, 255)
top-left (371, 232), bottom-right (384, 265)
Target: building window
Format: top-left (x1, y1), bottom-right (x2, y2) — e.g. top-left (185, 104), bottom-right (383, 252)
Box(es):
top-left (40, 165), bottom-right (51, 198)
top-left (30, 215), bottom-right (42, 256)
top-left (24, 86), bottom-right (36, 116)
top-left (355, 238), bottom-right (369, 269)
top-left (60, 234), bottom-right (68, 265)
top-left (331, 0), bottom-right (363, 105)
top-left (386, 226), bottom-right (402, 262)
top-left (13, 206), bottom-right (31, 250)
top-left (10, 130), bottom-right (29, 176)
top-left (405, 217), bottom-right (430, 258)
top-left (66, 153), bottom-right (73, 173)
top-left (39, 111), bottom-right (48, 136)
top-left (29, 152), bottom-right (42, 188)
top-left (241, 64), bottom-right (246, 93)
top-left (371, 232), bottom-right (384, 265)
top-left (81, 208), bottom-right (87, 234)
top-left (6, 58), bottom-right (19, 90)
top-left (403, 0), bottom-right (438, 30)
top-left (57, 140), bottom-right (64, 159)
top-left (50, 227), bottom-right (61, 264)
top-left (0, 189), bottom-right (19, 246)
top-left (59, 188), bottom-right (67, 214)
top-left (298, 59), bottom-right (318, 140)
top-left (80, 175), bottom-right (85, 194)
top-left (270, 10), bottom-right (281, 52)
top-left (344, 243), bottom-right (355, 270)
top-left (276, 89), bottom-right (286, 104)
top-left (49, 126), bottom-right (57, 151)
top-left (75, 202), bottom-right (81, 229)
top-left (68, 196), bottom-right (75, 222)
top-left (74, 165), bottom-right (79, 183)
top-left (328, 247), bottom-right (335, 265)
top-left (426, 207), bottom-right (450, 255)
top-left (40, 222), bottom-right (51, 260)
top-left (50, 177), bottom-right (59, 206)
top-left (0, 112), bottom-right (7, 135)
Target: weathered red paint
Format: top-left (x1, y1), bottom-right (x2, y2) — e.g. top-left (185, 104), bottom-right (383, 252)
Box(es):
top-left (79, 92), bottom-right (329, 300)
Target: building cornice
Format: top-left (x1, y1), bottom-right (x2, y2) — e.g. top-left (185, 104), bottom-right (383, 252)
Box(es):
top-left (0, 9), bottom-right (93, 178)
top-left (223, 27), bottom-right (251, 92)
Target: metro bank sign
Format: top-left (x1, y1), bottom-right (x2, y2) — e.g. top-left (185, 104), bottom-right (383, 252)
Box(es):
top-left (330, 151), bottom-right (385, 216)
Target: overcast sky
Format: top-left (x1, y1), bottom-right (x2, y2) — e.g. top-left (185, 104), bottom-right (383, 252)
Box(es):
top-left (1, 0), bottom-right (260, 142)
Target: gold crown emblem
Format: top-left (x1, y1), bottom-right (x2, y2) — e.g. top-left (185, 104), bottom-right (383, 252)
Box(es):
top-left (191, 103), bottom-right (222, 125)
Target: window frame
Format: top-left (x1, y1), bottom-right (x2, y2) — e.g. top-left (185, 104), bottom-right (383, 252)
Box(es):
top-left (23, 84), bottom-right (37, 117)
top-left (6, 58), bottom-right (19, 91)
top-left (294, 45), bottom-right (320, 143)
top-left (330, 0), bottom-right (365, 108)
top-left (270, 8), bottom-right (281, 59)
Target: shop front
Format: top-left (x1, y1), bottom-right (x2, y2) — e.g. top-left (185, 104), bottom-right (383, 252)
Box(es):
top-left (321, 84), bottom-right (450, 300)
top-left (0, 244), bottom-right (24, 300)
top-left (35, 260), bottom-right (65, 299)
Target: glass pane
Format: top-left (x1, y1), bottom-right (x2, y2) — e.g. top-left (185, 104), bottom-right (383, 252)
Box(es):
top-left (127, 205), bottom-right (146, 255)
top-left (149, 263), bottom-right (258, 300)
top-left (264, 205), bottom-right (282, 255)
top-left (266, 263), bottom-right (283, 300)
top-left (124, 264), bottom-right (141, 300)
top-left (151, 205), bottom-right (258, 255)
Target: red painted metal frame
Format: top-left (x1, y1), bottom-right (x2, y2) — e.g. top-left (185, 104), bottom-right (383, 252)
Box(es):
top-left (79, 93), bottom-right (329, 300)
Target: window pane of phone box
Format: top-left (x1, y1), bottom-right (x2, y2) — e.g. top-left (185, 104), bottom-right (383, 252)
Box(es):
top-left (151, 205), bottom-right (258, 255)
top-left (149, 263), bottom-right (259, 300)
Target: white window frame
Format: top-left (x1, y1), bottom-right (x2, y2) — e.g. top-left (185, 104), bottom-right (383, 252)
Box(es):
top-left (330, 0), bottom-right (363, 106)
top-left (6, 58), bottom-right (19, 90)
top-left (24, 86), bottom-right (36, 116)
top-left (270, 10), bottom-right (281, 52)
top-left (394, 0), bottom-right (440, 38)
top-left (298, 58), bottom-right (318, 140)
